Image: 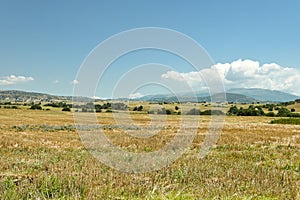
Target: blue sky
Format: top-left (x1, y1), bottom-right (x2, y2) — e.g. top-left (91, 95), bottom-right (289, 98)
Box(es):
top-left (0, 0), bottom-right (299, 97)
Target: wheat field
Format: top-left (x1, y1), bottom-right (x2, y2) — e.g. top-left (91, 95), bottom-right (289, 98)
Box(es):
top-left (0, 108), bottom-right (299, 199)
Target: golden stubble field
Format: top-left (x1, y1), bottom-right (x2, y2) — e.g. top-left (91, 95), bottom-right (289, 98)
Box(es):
top-left (0, 108), bottom-right (299, 199)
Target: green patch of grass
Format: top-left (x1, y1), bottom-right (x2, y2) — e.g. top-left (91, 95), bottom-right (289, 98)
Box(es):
top-left (270, 118), bottom-right (300, 125)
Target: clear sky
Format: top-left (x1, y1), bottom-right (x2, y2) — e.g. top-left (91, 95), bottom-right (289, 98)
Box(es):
top-left (0, 0), bottom-right (299, 97)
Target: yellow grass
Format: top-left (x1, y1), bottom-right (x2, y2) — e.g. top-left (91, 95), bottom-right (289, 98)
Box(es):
top-left (0, 108), bottom-right (299, 199)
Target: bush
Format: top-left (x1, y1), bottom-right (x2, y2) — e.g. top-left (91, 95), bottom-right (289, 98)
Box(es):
top-left (102, 103), bottom-right (111, 109)
top-left (165, 109), bottom-right (172, 115)
top-left (277, 108), bottom-right (291, 117)
top-left (133, 105), bottom-right (143, 111)
top-left (265, 112), bottom-right (275, 117)
top-left (62, 107), bottom-right (71, 112)
top-left (199, 110), bottom-right (225, 115)
top-left (271, 118), bottom-right (300, 125)
top-left (227, 106), bottom-right (239, 115)
top-left (290, 113), bottom-right (300, 118)
top-left (95, 108), bottom-right (102, 113)
top-left (30, 104), bottom-right (42, 110)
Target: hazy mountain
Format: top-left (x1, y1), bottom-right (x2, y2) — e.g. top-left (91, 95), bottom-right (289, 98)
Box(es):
top-left (136, 92), bottom-right (257, 103)
top-left (227, 88), bottom-right (298, 102)
top-left (0, 90), bottom-right (89, 102)
top-left (201, 93), bottom-right (258, 103)
top-left (0, 88), bottom-right (298, 103)
top-left (136, 88), bottom-right (298, 103)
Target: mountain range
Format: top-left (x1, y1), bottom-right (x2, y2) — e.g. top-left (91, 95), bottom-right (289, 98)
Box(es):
top-left (135, 88), bottom-right (298, 103)
top-left (0, 88), bottom-right (298, 103)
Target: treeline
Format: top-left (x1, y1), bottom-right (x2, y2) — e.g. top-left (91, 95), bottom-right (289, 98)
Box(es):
top-left (227, 105), bottom-right (300, 117)
top-left (148, 108), bottom-right (225, 115)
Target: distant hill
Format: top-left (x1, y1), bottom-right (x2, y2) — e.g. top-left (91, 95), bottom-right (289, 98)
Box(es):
top-left (201, 93), bottom-right (258, 103)
top-left (0, 90), bottom-right (88, 102)
top-left (0, 88), bottom-right (298, 103)
top-left (135, 88), bottom-right (298, 103)
top-left (227, 88), bottom-right (298, 102)
top-left (136, 92), bottom-right (257, 103)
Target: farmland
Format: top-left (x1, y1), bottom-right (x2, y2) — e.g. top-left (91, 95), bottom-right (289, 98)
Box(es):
top-left (0, 104), bottom-right (300, 199)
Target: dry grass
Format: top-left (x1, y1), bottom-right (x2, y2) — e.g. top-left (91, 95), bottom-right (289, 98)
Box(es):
top-left (0, 108), bottom-right (299, 199)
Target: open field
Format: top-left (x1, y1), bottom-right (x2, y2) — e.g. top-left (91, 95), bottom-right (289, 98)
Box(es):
top-left (0, 108), bottom-right (300, 199)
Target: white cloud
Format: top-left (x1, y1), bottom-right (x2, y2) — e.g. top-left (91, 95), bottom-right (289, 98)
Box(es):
top-left (161, 59), bottom-right (300, 95)
top-left (0, 75), bottom-right (34, 85)
top-left (53, 80), bottom-right (60, 84)
top-left (72, 80), bottom-right (79, 85)
top-left (129, 92), bottom-right (144, 99)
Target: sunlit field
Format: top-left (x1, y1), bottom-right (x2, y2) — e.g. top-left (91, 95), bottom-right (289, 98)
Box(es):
top-left (0, 107), bottom-right (299, 199)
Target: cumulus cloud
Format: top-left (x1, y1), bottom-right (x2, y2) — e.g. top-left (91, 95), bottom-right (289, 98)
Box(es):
top-left (0, 75), bottom-right (34, 85)
top-left (53, 80), bottom-right (60, 84)
top-left (161, 59), bottom-right (300, 95)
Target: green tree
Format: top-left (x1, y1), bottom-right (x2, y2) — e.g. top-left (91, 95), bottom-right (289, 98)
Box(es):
top-left (137, 105), bottom-right (143, 111)
top-left (227, 106), bottom-right (239, 115)
top-left (277, 107), bottom-right (291, 117)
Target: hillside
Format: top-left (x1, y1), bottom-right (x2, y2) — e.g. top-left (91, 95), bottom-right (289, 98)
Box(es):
top-left (0, 90), bottom-right (72, 102)
top-left (227, 88), bottom-right (298, 102)
top-left (0, 88), bottom-right (298, 103)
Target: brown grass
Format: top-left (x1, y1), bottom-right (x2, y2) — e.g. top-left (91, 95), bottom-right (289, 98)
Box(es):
top-left (0, 108), bottom-right (299, 199)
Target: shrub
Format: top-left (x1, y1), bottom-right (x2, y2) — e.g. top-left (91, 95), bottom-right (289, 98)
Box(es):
top-left (265, 112), bottom-right (275, 117)
top-left (165, 109), bottom-right (172, 115)
top-left (229, 105), bottom-right (265, 116)
top-left (271, 118), bottom-right (300, 125)
top-left (227, 106), bottom-right (239, 115)
top-left (137, 105), bottom-right (143, 111)
top-left (277, 108), bottom-right (291, 117)
top-left (30, 104), bottom-right (42, 110)
top-left (62, 107), bottom-right (71, 112)
top-left (95, 108), bottom-right (102, 113)
top-left (133, 105), bottom-right (143, 111)
top-left (200, 110), bottom-right (225, 115)
top-left (102, 103), bottom-right (111, 109)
